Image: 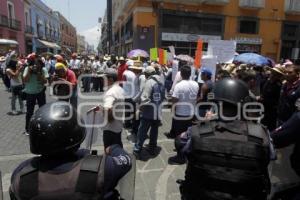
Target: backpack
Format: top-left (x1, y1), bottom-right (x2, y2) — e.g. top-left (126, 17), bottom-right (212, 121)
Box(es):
top-left (150, 76), bottom-right (165, 106)
top-left (183, 120), bottom-right (271, 200)
top-left (12, 155), bottom-right (121, 200)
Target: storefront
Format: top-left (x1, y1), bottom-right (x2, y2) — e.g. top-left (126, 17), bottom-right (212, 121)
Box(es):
top-left (159, 9), bottom-right (225, 56)
top-left (0, 39), bottom-right (18, 55)
top-left (35, 39), bottom-right (61, 54)
top-left (232, 37), bottom-right (262, 54)
top-left (161, 32), bottom-right (221, 55)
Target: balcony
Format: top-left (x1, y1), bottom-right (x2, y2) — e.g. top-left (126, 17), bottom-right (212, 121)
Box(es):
top-left (239, 0), bottom-right (265, 9)
top-left (25, 25), bottom-right (34, 34)
top-left (0, 15), bottom-right (8, 27)
top-left (285, 0), bottom-right (300, 14)
top-left (202, 0), bottom-right (230, 5)
top-left (8, 18), bottom-right (21, 31)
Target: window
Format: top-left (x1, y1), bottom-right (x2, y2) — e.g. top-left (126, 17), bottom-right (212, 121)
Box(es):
top-left (283, 24), bottom-right (298, 37)
top-left (239, 18), bottom-right (259, 34)
top-left (7, 2), bottom-right (15, 19)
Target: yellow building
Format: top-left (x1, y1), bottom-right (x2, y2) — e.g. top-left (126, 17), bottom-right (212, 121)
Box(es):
top-left (111, 0), bottom-right (300, 61)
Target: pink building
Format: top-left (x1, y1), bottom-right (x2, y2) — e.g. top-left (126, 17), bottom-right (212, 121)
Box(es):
top-left (0, 0), bottom-right (25, 55)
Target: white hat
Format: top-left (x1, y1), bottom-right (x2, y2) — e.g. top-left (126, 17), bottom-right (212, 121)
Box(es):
top-left (144, 66), bottom-right (156, 75)
top-left (126, 60), bottom-right (134, 66)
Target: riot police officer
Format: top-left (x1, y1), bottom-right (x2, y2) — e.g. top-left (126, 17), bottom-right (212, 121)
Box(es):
top-left (10, 101), bottom-right (132, 200)
top-left (178, 78), bottom-right (272, 200)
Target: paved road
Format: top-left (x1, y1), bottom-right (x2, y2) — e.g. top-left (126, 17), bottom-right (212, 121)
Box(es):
top-left (0, 82), bottom-right (299, 200)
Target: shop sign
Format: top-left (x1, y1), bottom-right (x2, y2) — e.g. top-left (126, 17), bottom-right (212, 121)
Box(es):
top-left (162, 32), bottom-right (221, 43)
top-left (232, 37), bottom-right (263, 45)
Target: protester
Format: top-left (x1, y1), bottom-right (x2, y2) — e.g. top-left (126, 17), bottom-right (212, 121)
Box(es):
top-left (53, 62), bottom-right (78, 109)
top-left (277, 64), bottom-right (300, 125)
top-left (101, 68), bottom-right (125, 149)
top-left (165, 65), bottom-right (199, 139)
top-left (260, 65), bottom-right (285, 131)
top-left (133, 66), bottom-right (164, 157)
top-left (92, 55), bottom-right (104, 92)
top-left (197, 67), bottom-right (214, 117)
top-left (6, 54), bottom-right (25, 115)
top-left (122, 60), bottom-right (138, 129)
top-left (23, 55), bottom-right (48, 135)
top-left (117, 56), bottom-right (127, 82)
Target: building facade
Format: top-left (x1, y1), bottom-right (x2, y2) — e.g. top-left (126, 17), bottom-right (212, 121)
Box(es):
top-left (24, 0), bottom-right (34, 54)
top-left (100, 9), bottom-right (108, 54)
top-left (0, 0), bottom-right (25, 55)
top-left (30, 0), bottom-right (61, 54)
top-left (77, 34), bottom-right (86, 54)
top-left (109, 0), bottom-right (300, 61)
top-left (56, 12), bottom-right (77, 55)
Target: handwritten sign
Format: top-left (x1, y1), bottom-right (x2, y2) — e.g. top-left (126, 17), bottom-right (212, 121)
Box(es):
top-left (207, 40), bottom-right (236, 64)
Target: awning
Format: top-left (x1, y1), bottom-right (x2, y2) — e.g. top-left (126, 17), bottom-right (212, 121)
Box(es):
top-left (0, 39), bottom-right (18, 45)
top-left (37, 39), bottom-right (61, 49)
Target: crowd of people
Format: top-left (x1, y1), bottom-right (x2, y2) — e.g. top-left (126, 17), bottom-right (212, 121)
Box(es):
top-left (1, 49), bottom-right (300, 199)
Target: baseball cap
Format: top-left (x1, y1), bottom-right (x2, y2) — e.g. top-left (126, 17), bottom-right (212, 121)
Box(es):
top-left (201, 67), bottom-right (212, 78)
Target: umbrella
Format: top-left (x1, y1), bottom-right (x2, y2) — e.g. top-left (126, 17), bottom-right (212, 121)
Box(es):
top-left (127, 49), bottom-right (149, 58)
top-left (233, 53), bottom-right (270, 66)
top-left (176, 54), bottom-right (194, 64)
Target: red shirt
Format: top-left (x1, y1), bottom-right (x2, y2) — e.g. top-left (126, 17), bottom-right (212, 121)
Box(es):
top-left (65, 69), bottom-right (77, 85)
top-left (118, 63), bottom-right (128, 81)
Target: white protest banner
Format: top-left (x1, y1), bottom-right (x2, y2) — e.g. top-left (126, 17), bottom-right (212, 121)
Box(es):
top-left (172, 59), bottom-right (179, 81)
top-left (197, 55), bottom-right (218, 82)
top-left (168, 46), bottom-right (175, 57)
top-left (207, 40), bottom-right (236, 64)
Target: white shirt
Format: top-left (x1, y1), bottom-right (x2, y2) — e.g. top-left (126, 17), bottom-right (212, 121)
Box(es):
top-left (122, 70), bottom-right (137, 98)
top-left (170, 72), bottom-right (182, 95)
top-left (103, 83), bottom-right (125, 133)
top-left (69, 59), bottom-right (81, 69)
top-left (172, 80), bottom-right (199, 116)
top-left (6, 68), bottom-right (22, 86)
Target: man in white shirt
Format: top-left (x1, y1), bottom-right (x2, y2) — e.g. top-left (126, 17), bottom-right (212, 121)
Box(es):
top-left (165, 65), bottom-right (199, 139)
top-left (102, 68), bottom-right (125, 148)
top-left (122, 63), bottom-right (138, 129)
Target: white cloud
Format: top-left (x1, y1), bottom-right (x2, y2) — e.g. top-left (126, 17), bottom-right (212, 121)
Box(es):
top-left (80, 26), bottom-right (101, 49)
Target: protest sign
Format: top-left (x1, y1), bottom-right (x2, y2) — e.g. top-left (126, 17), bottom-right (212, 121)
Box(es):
top-left (150, 48), bottom-right (158, 61)
top-left (207, 40), bottom-right (236, 64)
top-left (169, 46), bottom-right (175, 57)
top-left (197, 55), bottom-right (218, 82)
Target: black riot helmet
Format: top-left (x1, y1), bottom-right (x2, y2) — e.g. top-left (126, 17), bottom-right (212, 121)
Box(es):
top-left (212, 78), bottom-right (249, 105)
top-left (211, 78), bottom-right (250, 119)
top-left (29, 102), bottom-right (86, 155)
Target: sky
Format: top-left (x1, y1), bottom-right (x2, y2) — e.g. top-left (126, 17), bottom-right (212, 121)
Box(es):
top-left (42, 0), bottom-right (107, 48)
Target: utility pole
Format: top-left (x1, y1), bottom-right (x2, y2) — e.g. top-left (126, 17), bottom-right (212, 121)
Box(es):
top-left (107, 0), bottom-right (112, 54)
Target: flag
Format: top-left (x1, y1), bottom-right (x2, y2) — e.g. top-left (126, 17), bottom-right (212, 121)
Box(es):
top-left (194, 39), bottom-right (203, 69)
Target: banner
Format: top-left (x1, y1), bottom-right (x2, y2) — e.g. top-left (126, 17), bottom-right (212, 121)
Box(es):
top-left (168, 46), bottom-right (175, 57)
top-left (158, 48), bottom-right (164, 65)
top-left (194, 39), bottom-right (203, 69)
top-left (197, 55), bottom-right (218, 82)
top-left (150, 48), bottom-right (158, 61)
top-left (164, 50), bottom-right (168, 65)
top-left (207, 40), bottom-right (236, 63)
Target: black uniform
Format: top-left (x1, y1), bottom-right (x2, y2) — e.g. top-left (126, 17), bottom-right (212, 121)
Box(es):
top-left (272, 112), bottom-right (300, 176)
top-left (9, 102), bottom-right (133, 200)
top-left (10, 145), bottom-right (131, 200)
